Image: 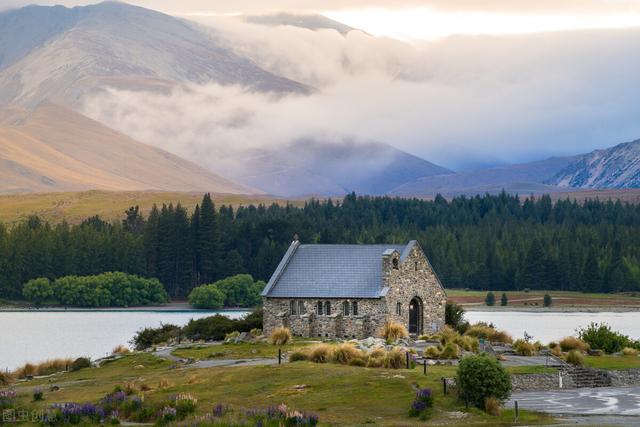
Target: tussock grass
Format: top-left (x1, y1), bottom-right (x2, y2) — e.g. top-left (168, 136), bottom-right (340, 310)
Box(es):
top-left (383, 348), bottom-right (405, 369)
top-left (565, 350), bottom-right (584, 366)
top-left (464, 323), bottom-right (512, 344)
top-left (381, 322), bottom-right (408, 342)
top-left (513, 340), bottom-right (536, 356)
top-left (158, 377), bottom-right (172, 389)
top-left (308, 344), bottom-right (333, 363)
top-left (269, 327), bottom-right (292, 346)
top-left (559, 336), bottom-right (589, 352)
top-left (332, 343), bottom-right (364, 365)
top-left (484, 396), bottom-right (501, 416)
top-left (622, 347), bottom-right (639, 356)
top-left (438, 342), bottom-right (459, 359)
top-left (112, 344), bottom-right (131, 355)
top-left (0, 370), bottom-right (14, 385)
top-left (13, 358), bottom-right (73, 378)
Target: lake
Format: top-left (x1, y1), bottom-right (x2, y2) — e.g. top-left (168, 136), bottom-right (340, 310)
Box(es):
top-left (3, 310), bottom-right (640, 371)
top-left (0, 310), bottom-right (248, 371)
top-left (466, 310), bottom-right (640, 343)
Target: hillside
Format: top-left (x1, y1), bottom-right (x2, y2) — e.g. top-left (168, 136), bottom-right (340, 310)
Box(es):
top-left (0, 104), bottom-right (257, 195)
top-left (550, 139), bottom-right (640, 188)
top-left (0, 2), bottom-right (310, 108)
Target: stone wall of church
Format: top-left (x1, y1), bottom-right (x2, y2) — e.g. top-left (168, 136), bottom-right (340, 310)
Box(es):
top-left (262, 297), bottom-right (387, 339)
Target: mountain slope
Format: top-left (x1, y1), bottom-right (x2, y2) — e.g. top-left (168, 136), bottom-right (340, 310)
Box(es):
top-left (549, 139), bottom-right (640, 188)
top-left (229, 140), bottom-right (453, 196)
top-left (0, 2), bottom-right (310, 108)
top-left (244, 13), bottom-right (357, 35)
top-left (390, 156), bottom-right (577, 196)
top-left (0, 103), bottom-right (257, 195)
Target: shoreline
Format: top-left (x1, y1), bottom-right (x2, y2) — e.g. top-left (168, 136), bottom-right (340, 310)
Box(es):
top-left (0, 302), bottom-right (252, 313)
top-left (463, 305), bottom-right (640, 313)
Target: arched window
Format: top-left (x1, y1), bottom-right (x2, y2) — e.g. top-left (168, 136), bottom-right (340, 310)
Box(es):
top-left (396, 302), bottom-right (402, 316)
top-left (298, 300), bottom-right (305, 314)
top-left (352, 301), bottom-right (358, 316)
top-left (343, 301), bottom-right (350, 316)
top-left (324, 301), bottom-right (331, 315)
top-left (290, 300), bottom-right (297, 315)
top-left (316, 301), bottom-right (323, 315)
top-left (392, 258), bottom-right (399, 270)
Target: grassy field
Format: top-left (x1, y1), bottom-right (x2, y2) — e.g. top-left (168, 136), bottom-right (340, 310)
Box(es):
top-left (446, 289), bottom-right (640, 308)
top-left (172, 341), bottom-right (317, 360)
top-left (584, 355), bottom-right (640, 370)
top-left (0, 190), bottom-right (304, 226)
top-left (5, 352), bottom-right (552, 426)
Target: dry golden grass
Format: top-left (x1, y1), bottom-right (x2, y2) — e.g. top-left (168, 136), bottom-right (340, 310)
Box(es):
top-left (622, 347), bottom-right (639, 357)
top-left (332, 343), bottom-right (364, 365)
top-left (112, 344), bottom-right (131, 355)
top-left (157, 377), bottom-right (172, 389)
top-left (288, 349), bottom-right (309, 362)
top-left (484, 396), bottom-right (502, 416)
top-left (308, 344), bottom-right (333, 363)
top-left (380, 322), bottom-right (409, 342)
top-left (565, 350), bottom-right (584, 366)
top-left (0, 370), bottom-right (14, 385)
top-left (513, 340), bottom-right (536, 356)
top-left (464, 323), bottom-right (513, 344)
top-left (424, 346), bottom-right (441, 359)
top-left (559, 336), bottom-right (589, 352)
top-left (439, 342), bottom-right (460, 359)
top-left (13, 358), bottom-right (73, 378)
top-left (383, 348), bottom-right (406, 369)
top-left (269, 327), bottom-right (292, 346)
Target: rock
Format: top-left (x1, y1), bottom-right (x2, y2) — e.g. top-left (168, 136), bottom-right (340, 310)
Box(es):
top-left (49, 385), bottom-right (60, 392)
top-left (133, 365), bottom-right (145, 369)
top-left (291, 384), bottom-right (308, 390)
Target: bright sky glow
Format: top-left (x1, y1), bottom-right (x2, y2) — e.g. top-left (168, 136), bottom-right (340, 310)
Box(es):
top-left (323, 8), bottom-right (640, 40)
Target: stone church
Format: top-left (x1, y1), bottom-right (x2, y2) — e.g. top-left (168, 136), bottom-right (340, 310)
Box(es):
top-left (261, 239), bottom-right (447, 339)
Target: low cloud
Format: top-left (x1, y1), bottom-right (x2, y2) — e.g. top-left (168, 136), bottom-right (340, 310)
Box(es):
top-left (82, 18), bottom-right (640, 173)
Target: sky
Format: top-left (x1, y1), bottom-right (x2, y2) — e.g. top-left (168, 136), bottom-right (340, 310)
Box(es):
top-left (6, 0), bottom-right (640, 39)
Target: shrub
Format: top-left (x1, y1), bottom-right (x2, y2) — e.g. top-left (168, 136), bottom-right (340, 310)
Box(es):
top-left (622, 347), bottom-right (639, 356)
top-left (173, 393), bottom-right (197, 419)
top-left (543, 294), bottom-right (552, 307)
top-left (445, 301), bottom-right (469, 333)
top-left (381, 322), bottom-right (409, 342)
top-left (332, 343), bottom-right (364, 365)
top-left (577, 322), bottom-right (634, 354)
top-left (32, 387), bottom-right (44, 402)
top-left (436, 325), bottom-right (458, 344)
top-left (14, 358), bottom-right (73, 378)
top-left (188, 284), bottom-right (225, 309)
top-left (308, 344), bottom-right (332, 363)
top-left (383, 348), bottom-right (406, 369)
top-left (549, 341), bottom-right (558, 349)
top-left (457, 354), bottom-right (512, 408)
top-left (464, 323), bottom-right (513, 344)
top-left (484, 396), bottom-right (501, 416)
top-left (559, 336), bottom-right (589, 353)
top-left (288, 350), bottom-right (308, 362)
top-left (454, 335), bottom-right (479, 352)
top-left (439, 342), bottom-right (459, 359)
top-left (269, 327), bottom-right (292, 345)
top-left (366, 355), bottom-right (385, 368)
top-left (550, 346), bottom-right (563, 357)
top-left (348, 357), bottom-right (367, 367)
top-left (23, 277), bottom-right (54, 306)
top-left (500, 293), bottom-right (508, 306)
top-left (112, 345), bottom-right (130, 355)
top-left (250, 328), bottom-right (263, 337)
top-left (71, 357), bottom-right (92, 371)
top-left (565, 350), bottom-right (584, 366)
top-left (485, 292), bottom-right (496, 306)
top-left (513, 339), bottom-right (536, 356)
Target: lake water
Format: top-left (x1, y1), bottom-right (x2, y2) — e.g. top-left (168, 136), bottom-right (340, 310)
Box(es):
top-left (3, 310), bottom-right (640, 371)
top-left (466, 311), bottom-right (640, 343)
top-left (0, 310), bottom-right (248, 371)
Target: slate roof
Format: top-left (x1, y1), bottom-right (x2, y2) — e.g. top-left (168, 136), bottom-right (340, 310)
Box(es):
top-left (262, 241), bottom-right (416, 298)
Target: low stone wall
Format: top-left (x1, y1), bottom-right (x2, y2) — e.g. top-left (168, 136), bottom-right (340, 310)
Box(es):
top-left (511, 373), bottom-right (565, 392)
top-left (609, 368), bottom-right (640, 387)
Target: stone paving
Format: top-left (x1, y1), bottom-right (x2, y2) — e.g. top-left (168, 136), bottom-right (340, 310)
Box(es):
top-left (507, 385), bottom-right (640, 416)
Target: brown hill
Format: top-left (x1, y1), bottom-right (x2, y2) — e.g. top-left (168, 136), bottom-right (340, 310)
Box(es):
top-left (0, 103), bottom-right (258, 195)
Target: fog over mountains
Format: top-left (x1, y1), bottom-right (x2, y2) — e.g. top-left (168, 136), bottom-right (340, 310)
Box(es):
top-left (1, 1), bottom-right (640, 196)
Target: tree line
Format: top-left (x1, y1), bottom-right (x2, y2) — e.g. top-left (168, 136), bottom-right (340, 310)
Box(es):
top-left (1, 192), bottom-right (640, 299)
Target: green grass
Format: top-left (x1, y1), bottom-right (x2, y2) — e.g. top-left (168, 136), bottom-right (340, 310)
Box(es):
top-left (172, 340), bottom-right (316, 360)
top-left (7, 353), bottom-right (552, 426)
top-left (583, 355), bottom-right (640, 370)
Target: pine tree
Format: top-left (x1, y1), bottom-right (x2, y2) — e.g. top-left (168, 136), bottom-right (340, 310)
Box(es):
top-left (582, 247), bottom-right (601, 293)
top-left (198, 194), bottom-right (222, 284)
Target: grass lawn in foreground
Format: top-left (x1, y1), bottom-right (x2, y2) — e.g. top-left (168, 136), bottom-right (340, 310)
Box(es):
top-left (7, 353), bottom-right (552, 426)
top-left (172, 340), bottom-right (317, 360)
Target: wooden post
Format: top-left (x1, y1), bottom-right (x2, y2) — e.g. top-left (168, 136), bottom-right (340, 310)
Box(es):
top-left (406, 352), bottom-right (410, 369)
top-left (442, 377), bottom-right (447, 395)
top-left (514, 400), bottom-right (519, 422)
top-left (423, 359), bottom-right (427, 375)
top-left (278, 348), bottom-right (282, 365)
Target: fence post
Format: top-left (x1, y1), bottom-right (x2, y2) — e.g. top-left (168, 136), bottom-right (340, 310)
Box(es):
top-left (423, 359), bottom-right (427, 375)
top-left (514, 400), bottom-right (519, 422)
top-left (406, 352), bottom-right (410, 369)
top-left (442, 377), bottom-right (447, 395)
top-left (278, 348), bottom-right (282, 365)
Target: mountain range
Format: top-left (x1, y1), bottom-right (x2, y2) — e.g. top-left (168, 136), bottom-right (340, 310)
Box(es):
top-left (0, 2), bottom-right (638, 197)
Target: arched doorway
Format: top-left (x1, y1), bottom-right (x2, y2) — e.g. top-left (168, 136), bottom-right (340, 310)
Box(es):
top-left (408, 297), bottom-right (423, 335)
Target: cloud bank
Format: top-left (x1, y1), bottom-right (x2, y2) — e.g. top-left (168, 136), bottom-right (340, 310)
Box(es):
top-left (80, 17), bottom-right (640, 174)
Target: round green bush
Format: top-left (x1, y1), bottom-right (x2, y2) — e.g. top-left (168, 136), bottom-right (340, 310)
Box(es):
top-left (457, 354), bottom-right (511, 408)
top-left (188, 285), bottom-right (225, 309)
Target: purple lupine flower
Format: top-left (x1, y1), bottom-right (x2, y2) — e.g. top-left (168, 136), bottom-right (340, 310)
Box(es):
top-left (411, 399), bottom-right (427, 412)
top-left (212, 403), bottom-right (226, 417)
top-left (416, 388), bottom-right (432, 399)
